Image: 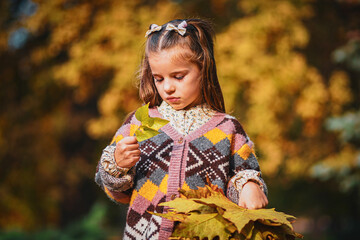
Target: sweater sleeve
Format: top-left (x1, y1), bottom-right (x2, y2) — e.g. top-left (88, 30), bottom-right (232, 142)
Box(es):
top-left (94, 112), bottom-right (139, 204)
top-left (226, 117), bottom-right (268, 204)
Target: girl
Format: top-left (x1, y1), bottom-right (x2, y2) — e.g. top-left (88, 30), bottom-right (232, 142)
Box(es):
top-left (95, 19), bottom-right (268, 240)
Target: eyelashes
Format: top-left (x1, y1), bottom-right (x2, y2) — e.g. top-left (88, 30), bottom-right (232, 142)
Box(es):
top-left (153, 75), bottom-right (185, 82)
top-left (154, 77), bottom-right (163, 82)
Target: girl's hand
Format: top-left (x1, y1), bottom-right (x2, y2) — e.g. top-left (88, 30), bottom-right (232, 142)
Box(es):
top-left (238, 181), bottom-right (268, 209)
top-left (115, 136), bottom-right (141, 168)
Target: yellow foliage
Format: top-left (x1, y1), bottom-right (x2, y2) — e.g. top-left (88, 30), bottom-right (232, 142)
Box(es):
top-left (0, 32), bottom-right (9, 52)
top-left (321, 145), bottom-right (358, 169)
top-left (86, 116), bottom-right (121, 139)
top-left (328, 71), bottom-right (353, 114)
top-left (23, 0), bottom-right (355, 178)
top-left (26, 0), bottom-right (179, 138)
top-left (2, 0), bottom-right (357, 231)
top-left (215, 0), bottom-right (352, 177)
top-left (295, 68), bottom-right (328, 119)
top-left (98, 89), bottom-right (123, 116)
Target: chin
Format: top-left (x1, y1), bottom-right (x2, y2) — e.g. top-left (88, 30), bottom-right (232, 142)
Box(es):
top-left (168, 102), bottom-right (185, 110)
top-left (171, 105), bottom-right (184, 110)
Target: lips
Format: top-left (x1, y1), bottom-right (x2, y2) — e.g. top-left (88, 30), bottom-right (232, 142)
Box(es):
top-left (166, 97), bottom-right (180, 103)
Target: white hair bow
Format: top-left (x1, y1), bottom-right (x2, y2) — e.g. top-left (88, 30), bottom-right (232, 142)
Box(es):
top-left (165, 21), bottom-right (187, 36)
top-left (145, 24), bottom-right (162, 37)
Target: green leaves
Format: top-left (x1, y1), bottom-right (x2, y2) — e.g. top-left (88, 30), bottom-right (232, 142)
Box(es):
top-left (134, 103), bottom-right (169, 142)
top-left (150, 183), bottom-right (303, 240)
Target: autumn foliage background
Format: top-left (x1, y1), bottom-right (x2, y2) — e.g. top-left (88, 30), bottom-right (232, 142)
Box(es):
top-left (0, 0), bottom-right (359, 239)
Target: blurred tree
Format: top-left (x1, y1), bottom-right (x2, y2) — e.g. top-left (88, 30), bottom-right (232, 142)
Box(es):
top-left (1, 0), bottom-right (360, 239)
top-left (0, 203), bottom-right (110, 240)
top-left (308, 5), bottom-right (360, 237)
top-left (214, 2), bottom-right (360, 237)
top-left (0, 0), bottom-right (104, 230)
top-left (0, 0), bottom-right (177, 230)
top-left (215, 0), bottom-right (348, 178)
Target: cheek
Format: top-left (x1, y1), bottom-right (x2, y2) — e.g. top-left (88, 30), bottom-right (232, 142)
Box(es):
top-left (191, 77), bottom-right (202, 95)
top-left (184, 83), bottom-right (200, 101)
top-left (155, 83), bottom-right (166, 98)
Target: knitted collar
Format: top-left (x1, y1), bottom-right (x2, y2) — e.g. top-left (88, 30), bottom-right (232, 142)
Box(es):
top-left (157, 101), bottom-right (216, 135)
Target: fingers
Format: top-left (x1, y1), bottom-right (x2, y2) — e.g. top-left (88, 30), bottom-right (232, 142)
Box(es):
top-left (238, 181), bottom-right (269, 210)
top-left (239, 197), bottom-right (267, 210)
top-left (238, 200), bottom-right (246, 209)
top-left (114, 136), bottom-right (141, 168)
top-left (263, 196), bottom-right (269, 207)
top-left (120, 149), bottom-right (140, 159)
top-left (121, 136), bottom-right (138, 144)
top-left (246, 198), bottom-right (268, 210)
top-left (116, 137), bottom-right (140, 153)
top-left (115, 150), bottom-right (141, 168)
top-left (117, 143), bottom-right (140, 153)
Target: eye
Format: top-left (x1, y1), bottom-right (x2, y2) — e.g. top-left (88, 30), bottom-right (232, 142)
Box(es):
top-left (174, 75), bottom-right (184, 80)
top-left (153, 76), bottom-right (163, 82)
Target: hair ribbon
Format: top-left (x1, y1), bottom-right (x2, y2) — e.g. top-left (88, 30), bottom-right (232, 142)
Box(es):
top-left (165, 21), bottom-right (187, 36)
top-left (145, 24), bottom-right (162, 37)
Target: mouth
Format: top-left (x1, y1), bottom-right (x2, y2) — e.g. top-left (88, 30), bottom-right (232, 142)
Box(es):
top-left (166, 97), bottom-right (180, 103)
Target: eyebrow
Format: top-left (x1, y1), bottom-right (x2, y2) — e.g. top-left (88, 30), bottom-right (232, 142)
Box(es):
top-left (171, 70), bottom-right (188, 74)
top-left (152, 70), bottom-right (188, 75)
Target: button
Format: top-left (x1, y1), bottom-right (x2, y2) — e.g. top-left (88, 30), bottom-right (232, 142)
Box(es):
top-left (178, 138), bottom-right (183, 144)
top-left (170, 194), bottom-right (177, 200)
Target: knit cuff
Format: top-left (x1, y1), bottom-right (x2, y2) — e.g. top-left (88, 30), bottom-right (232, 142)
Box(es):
top-left (96, 145), bottom-right (135, 192)
top-left (227, 170), bottom-right (268, 204)
top-left (97, 163), bottom-right (135, 192)
top-left (101, 145), bottom-right (131, 177)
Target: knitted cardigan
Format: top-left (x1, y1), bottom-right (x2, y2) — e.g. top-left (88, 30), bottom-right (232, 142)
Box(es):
top-left (95, 107), bottom-right (266, 240)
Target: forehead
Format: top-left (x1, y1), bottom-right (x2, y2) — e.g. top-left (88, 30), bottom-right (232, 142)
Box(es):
top-left (148, 46), bottom-right (194, 65)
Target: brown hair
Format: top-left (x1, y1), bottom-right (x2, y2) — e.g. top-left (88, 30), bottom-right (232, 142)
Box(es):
top-left (138, 18), bottom-right (225, 113)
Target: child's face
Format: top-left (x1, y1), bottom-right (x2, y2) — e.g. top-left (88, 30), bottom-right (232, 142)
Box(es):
top-left (149, 47), bottom-right (202, 110)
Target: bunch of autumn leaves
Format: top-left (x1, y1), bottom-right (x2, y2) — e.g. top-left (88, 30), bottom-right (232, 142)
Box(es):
top-left (150, 182), bottom-right (303, 240)
top-left (134, 104), bottom-right (303, 240)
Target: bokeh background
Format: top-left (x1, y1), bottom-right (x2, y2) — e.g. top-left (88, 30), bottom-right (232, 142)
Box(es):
top-left (1, 0), bottom-right (359, 239)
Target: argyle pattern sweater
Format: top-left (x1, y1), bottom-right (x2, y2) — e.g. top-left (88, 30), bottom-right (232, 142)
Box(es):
top-left (95, 107), bottom-right (265, 240)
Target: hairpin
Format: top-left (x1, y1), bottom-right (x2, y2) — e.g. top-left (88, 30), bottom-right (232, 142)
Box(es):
top-left (165, 20), bottom-right (187, 36)
top-left (145, 24), bottom-right (162, 38)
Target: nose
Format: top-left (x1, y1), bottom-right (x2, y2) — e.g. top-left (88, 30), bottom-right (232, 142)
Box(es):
top-left (163, 79), bottom-right (175, 94)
